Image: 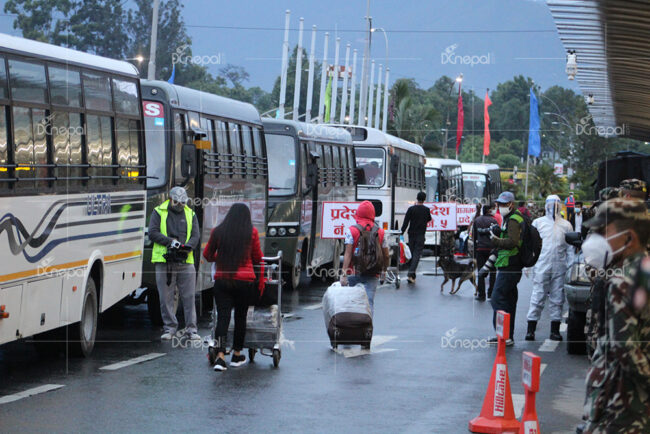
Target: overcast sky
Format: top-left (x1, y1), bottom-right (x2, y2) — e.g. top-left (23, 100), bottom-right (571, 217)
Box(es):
top-left (0, 0), bottom-right (578, 94)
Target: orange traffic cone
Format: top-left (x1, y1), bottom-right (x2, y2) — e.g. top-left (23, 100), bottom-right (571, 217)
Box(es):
top-left (469, 311), bottom-right (520, 433)
top-left (519, 352), bottom-right (541, 434)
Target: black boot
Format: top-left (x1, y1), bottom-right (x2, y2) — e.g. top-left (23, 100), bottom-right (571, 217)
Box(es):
top-left (550, 321), bottom-right (563, 341)
top-left (525, 321), bottom-right (537, 341)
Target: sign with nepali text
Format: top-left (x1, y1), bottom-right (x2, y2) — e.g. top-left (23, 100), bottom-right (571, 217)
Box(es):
top-left (424, 202), bottom-right (457, 231)
top-left (456, 204), bottom-right (477, 226)
top-left (321, 202), bottom-right (360, 239)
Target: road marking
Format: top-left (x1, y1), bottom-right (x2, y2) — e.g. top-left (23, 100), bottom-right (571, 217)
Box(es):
top-left (512, 393), bottom-right (525, 419)
top-left (560, 323), bottom-right (568, 332)
top-left (538, 339), bottom-right (560, 352)
top-left (303, 303), bottom-right (322, 310)
top-left (333, 335), bottom-right (397, 358)
top-left (99, 352), bottom-right (165, 371)
top-left (540, 363), bottom-right (547, 376)
top-left (0, 384), bottom-right (65, 405)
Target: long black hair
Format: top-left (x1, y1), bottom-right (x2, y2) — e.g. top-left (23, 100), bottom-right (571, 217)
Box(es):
top-left (213, 203), bottom-right (253, 274)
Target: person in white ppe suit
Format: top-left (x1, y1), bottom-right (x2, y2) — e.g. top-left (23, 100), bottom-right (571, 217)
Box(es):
top-left (525, 195), bottom-right (573, 341)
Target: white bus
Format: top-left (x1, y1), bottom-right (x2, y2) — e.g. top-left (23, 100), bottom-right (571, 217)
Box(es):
top-left (424, 158), bottom-right (463, 250)
top-left (461, 163), bottom-right (502, 205)
top-left (331, 126), bottom-right (425, 232)
top-left (0, 34), bottom-right (146, 356)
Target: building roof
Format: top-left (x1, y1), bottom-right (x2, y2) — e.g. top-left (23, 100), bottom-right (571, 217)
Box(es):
top-left (0, 32), bottom-right (139, 77)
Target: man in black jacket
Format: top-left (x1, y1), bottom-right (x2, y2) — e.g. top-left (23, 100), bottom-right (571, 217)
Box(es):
top-left (401, 192), bottom-right (432, 284)
top-left (472, 203), bottom-right (499, 301)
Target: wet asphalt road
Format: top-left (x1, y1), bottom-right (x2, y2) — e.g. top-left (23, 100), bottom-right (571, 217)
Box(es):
top-left (0, 261), bottom-right (589, 433)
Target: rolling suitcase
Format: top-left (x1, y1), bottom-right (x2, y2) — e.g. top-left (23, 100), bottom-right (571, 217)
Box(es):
top-left (322, 283), bottom-right (373, 349)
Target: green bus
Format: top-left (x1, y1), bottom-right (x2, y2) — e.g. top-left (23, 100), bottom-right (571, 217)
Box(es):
top-left (263, 120), bottom-right (355, 289)
top-left (141, 80), bottom-right (267, 321)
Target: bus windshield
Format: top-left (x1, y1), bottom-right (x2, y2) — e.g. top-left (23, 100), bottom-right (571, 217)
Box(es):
top-left (463, 173), bottom-right (487, 202)
top-left (143, 102), bottom-right (167, 189)
top-left (266, 133), bottom-right (297, 196)
top-left (425, 168), bottom-right (440, 201)
top-left (355, 147), bottom-right (385, 186)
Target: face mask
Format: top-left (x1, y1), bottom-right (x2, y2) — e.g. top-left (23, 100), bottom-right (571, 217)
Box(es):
top-left (582, 230), bottom-right (631, 269)
top-left (499, 206), bottom-right (510, 216)
top-left (490, 209), bottom-right (496, 216)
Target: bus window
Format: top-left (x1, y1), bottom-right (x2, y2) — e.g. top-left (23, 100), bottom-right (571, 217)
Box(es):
top-left (463, 173), bottom-right (487, 204)
top-left (200, 117), bottom-right (213, 150)
top-left (252, 127), bottom-right (263, 158)
top-left (116, 118), bottom-right (141, 184)
top-left (187, 111), bottom-right (200, 131)
top-left (332, 146), bottom-right (340, 185)
top-left (49, 66), bottom-right (82, 107)
top-left (143, 101), bottom-right (166, 189)
top-left (112, 78), bottom-right (140, 115)
top-left (0, 106), bottom-right (7, 183)
top-left (323, 145), bottom-right (333, 185)
top-left (86, 115), bottom-right (114, 186)
top-left (241, 125), bottom-right (254, 175)
top-left (340, 146), bottom-right (349, 185)
top-left (347, 147), bottom-right (354, 184)
top-left (82, 72), bottom-right (112, 112)
top-left (425, 168), bottom-right (440, 201)
top-left (229, 123), bottom-right (243, 176)
top-left (100, 116), bottom-right (114, 185)
top-left (12, 107), bottom-right (48, 189)
top-left (173, 112), bottom-right (187, 182)
top-left (215, 120), bottom-right (229, 176)
top-left (266, 133), bottom-right (296, 196)
top-left (8, 59), bottom-right (47, 104)
top-left (0, 57), bottom-right (6, 100)
top-left (52, 111), bottom-right (70, 184)
top-left (355, 147), bottom-right (384, 187)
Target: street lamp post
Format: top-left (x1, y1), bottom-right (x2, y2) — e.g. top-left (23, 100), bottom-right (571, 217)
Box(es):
top-left (442, 74), bottom-right (463, 158)
top-left (371, 27), bottom-right (389, 131)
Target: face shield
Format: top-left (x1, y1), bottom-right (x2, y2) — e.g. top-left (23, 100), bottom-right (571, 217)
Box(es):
top-left (545, 195), bottom-right (561, 220)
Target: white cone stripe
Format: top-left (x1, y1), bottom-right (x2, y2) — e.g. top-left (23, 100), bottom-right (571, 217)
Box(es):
top-left (100, 352), bottom-right (166, 371)
top-left (538, 339), bottom-right (560, 352)
top-left (0, 384), bottom-right (65, 404)
top-left (512, 393), bottom-right (525, 419)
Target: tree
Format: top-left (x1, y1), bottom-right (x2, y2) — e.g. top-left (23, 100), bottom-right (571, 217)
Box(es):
top-left (4, 0), bottom-right (72, 42)
top-left (66, 0), bottom-right (129, 58)
top-left (532, 163), bottom-right (564, 198)
top-left (219, 65), bottom-right (250, 87)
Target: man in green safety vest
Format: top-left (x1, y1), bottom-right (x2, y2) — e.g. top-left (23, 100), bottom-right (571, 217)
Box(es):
top-left (488, 191), bottom-right (525, 346)
top-left (149, 187), bottom-right (200, 341)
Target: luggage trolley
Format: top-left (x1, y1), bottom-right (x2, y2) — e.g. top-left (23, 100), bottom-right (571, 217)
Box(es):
top-left (383, 230), bottom-right (402, 289)
top-left (207, 252), bottom-right (283, 367)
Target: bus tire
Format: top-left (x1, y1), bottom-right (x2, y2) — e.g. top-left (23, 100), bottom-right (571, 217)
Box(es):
top-left (327, 241), bottom-right (342, 282)
top-left (147, 287), bottom-right (164, 326)
top-left (70, 278), bottom-right (98, 357)
top-left (288, 250), bottom-right (302, 291)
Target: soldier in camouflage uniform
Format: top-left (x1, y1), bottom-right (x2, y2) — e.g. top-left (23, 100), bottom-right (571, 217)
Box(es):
top-left (619, 178), bottom-right (647, 201)
top-left (582, 198), bottom-right (650, 433)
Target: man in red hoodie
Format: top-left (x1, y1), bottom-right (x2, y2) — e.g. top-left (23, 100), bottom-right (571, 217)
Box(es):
top-left (340, 201), bottom-right (390, 311)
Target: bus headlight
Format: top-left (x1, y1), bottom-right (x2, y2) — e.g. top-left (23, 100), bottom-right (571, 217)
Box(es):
top-left (278, 228), bottom-right (287, 236)
top-left (288, 228), bottom-right (297, 235)
top-left (269, 228), bottom-right (278, 237)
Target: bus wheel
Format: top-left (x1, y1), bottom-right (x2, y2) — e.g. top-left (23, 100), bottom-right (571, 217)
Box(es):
top-left (327, 241), bottom-right (342, 282)
top-left (147, 287), bottom-right (164, 326)
top-left (71, 278), bottom-right (98, 357)
top-left (288, 251), bottom-right (302, 290)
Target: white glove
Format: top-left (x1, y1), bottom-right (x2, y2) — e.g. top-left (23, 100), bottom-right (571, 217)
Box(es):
top-left (169, 239), bottom-right (181, 249)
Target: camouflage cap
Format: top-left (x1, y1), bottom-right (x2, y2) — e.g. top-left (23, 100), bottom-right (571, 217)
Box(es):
top-left (598, 186), bottom-right (621, 201)
top-left (619, 178), bottom-right (647, 193)
top-left (584, 197), bottom-right (650, 229)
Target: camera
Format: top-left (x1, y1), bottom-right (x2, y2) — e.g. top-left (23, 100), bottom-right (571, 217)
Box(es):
top-left (164, 240), bottom-right (192, 263)
top-left (477, 224), bottom-right (501, 237)
top-left (477, 253), bottom-right (497, 279)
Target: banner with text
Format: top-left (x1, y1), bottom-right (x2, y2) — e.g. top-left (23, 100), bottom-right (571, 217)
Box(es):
top-left (424, 202), bottom-right (457, 231)
top-left (456, 204), bottom-right (477, 226)
top-left (321, 202), bottom-right (360, 239)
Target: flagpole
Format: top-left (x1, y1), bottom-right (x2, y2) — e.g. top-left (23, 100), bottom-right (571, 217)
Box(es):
top-left (305, 25), bottom-right (317, 123)
top-left (278, 10), bottom-right (291, 119)
top-left (317, 32), bottom-right (329, 123)
top-left (292, 17), bottom-right (304, 121)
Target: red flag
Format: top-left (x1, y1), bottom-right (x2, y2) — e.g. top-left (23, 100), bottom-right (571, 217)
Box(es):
top-left (483, 90), bottom-right (492, 156)
top-left (455, 83), bottom-right (464, 157)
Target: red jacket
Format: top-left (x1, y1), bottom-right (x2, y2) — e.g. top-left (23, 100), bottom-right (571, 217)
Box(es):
top-left (202, 227), bottom-right (264, 289)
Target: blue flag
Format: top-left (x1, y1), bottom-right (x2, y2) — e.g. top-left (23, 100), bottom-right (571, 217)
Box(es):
top-left (167, 64), bottom-right (176, 84)
top-left (528, 87), bottom-right (540, 157)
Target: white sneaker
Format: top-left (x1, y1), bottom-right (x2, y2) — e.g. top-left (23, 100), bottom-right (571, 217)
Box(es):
top-left (161, 332), bottom-right (174, 340)
top-left (506, 339), bottom-right (514, 347)
top-left (187, 332), bottom-right (202, 341)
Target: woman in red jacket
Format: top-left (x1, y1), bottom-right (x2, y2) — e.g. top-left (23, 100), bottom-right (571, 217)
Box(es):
top-left (203, 203), bottom-right (264, 371)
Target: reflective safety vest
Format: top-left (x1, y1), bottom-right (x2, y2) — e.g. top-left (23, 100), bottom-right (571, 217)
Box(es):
top-left (495, 212), bottom-right (524, 269)
top-left (151, 200), bottom-right (195, 264)
top-left (565, 196), bottom-right (575, 208)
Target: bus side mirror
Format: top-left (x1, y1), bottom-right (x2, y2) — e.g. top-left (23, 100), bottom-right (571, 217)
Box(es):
top-left (390, 154), bottom-right (400, 176)
top-left (354, 167), bottom-right (366, 185)
top-left (180, 143), bottom-right (197, 179)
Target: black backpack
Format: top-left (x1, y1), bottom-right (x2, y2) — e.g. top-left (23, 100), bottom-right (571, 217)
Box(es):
top-left (352, 224), bottom-right (384, 276)
top-left (519, 214), bottom-right (543, 268)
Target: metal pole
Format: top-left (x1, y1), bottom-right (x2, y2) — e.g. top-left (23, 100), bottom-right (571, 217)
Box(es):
top-left (348, 49), bottom-right (358, 124)
top-left (147, 0), bottom-right (160, 80)
top-left (278, 10), bottom-right (291, 119)
top-left (367, 60), bottom-right (375, 128)
top-left (382, 67), bottom-right (390, 132)
top-left (292, 18), bottom-right (304, 121)
top-left (358, 0), bottom-right (372, 125)
top-left (331, 37), bottom-right (341, 124)
top-left (340, 44), bottom-right (351, 124)
top-left (305, 25), bottom-right (317, 123)
top-left (524, 154), bottom-right (530, 198)
top-left (317, 32), bottom-right (329, 123)
top-left (374, 64), bottom-right (383, 129)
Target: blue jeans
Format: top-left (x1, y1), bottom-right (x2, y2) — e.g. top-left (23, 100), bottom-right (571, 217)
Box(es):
top-left (490, 269), bottom-right (522, 340)
top-left (348, 274), bottom-right (377, 313)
